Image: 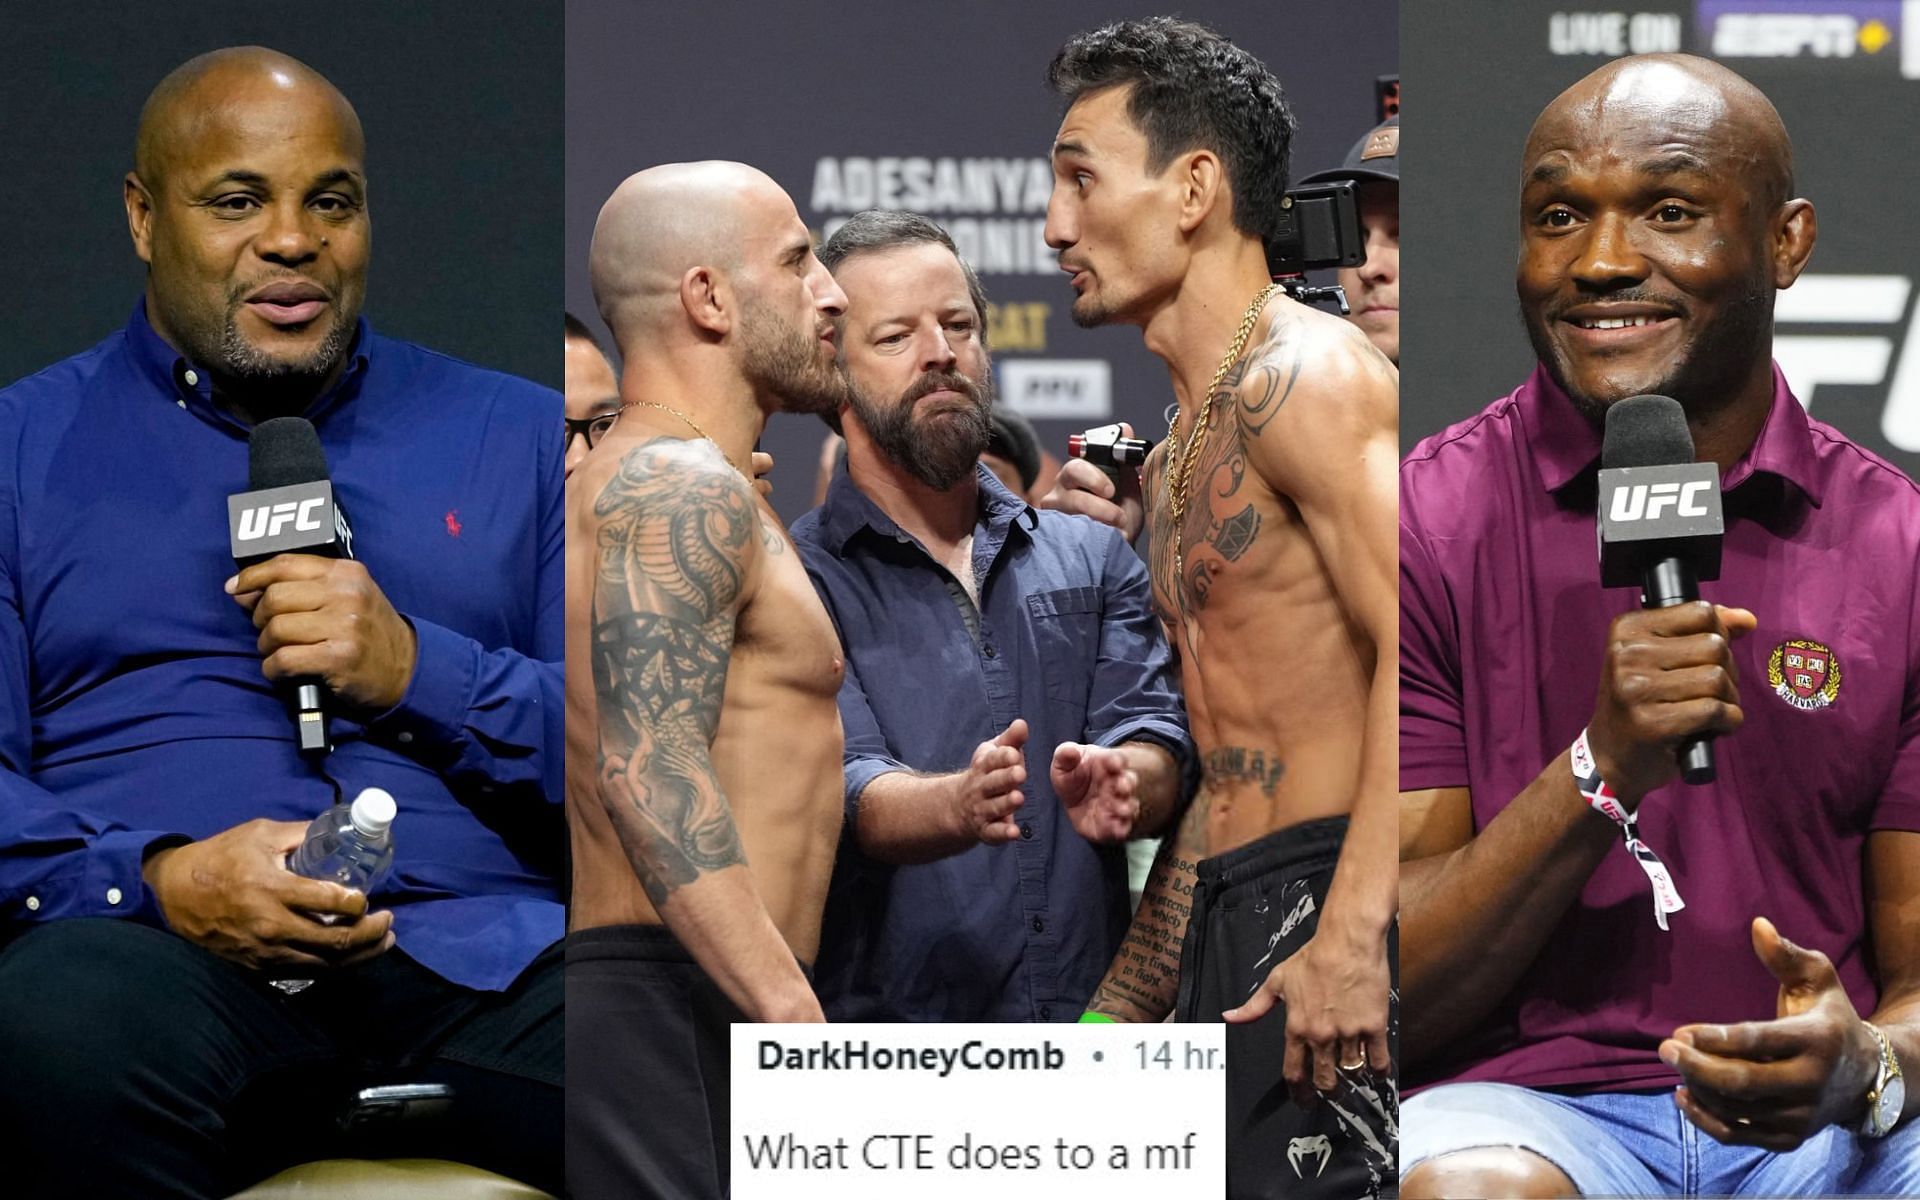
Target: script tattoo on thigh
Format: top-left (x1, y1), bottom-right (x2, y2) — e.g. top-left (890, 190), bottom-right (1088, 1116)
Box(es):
top-left (1205, 746), bottom-right (1286, 795)
top-left (591, 439), bottom-right (753, 907)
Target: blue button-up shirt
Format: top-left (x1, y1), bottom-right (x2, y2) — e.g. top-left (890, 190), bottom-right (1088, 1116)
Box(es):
top-left (0, 302), bottom-right (564, 991)
top-left (791, 465), bottom-right (1191, 1021)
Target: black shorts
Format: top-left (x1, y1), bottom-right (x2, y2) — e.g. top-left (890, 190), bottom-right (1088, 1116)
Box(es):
top-left (565, 925), bottom-right (744, 1200)
top-left (1175, 816), bottom-right (1400, 1200)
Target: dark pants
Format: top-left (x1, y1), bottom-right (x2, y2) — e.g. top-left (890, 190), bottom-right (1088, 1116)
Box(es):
top-left (565, 925), bottom-right (744, 1200)
top-left (0, 919), bottom-right (563, 1199)
top-left (1177, 816), bottom-right (1401, 1200)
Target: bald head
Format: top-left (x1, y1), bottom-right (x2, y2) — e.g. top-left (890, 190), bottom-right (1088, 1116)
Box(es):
top-left (588, 161), bottom-right (800, 352)
top-left (1515, 53), bottom-right (1816, 428)
top-left (136, 47), bottom-right (363, 193)
top-left (1525, 54), bottom-right (1792, 212)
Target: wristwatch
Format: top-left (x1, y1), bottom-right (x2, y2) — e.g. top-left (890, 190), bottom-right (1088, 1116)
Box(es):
top-left (1859, 1022), bottom-right (1905, 1139)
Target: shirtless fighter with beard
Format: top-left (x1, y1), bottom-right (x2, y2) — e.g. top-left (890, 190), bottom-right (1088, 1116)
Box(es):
top-left (565, 161), bottom-right (848, 1200)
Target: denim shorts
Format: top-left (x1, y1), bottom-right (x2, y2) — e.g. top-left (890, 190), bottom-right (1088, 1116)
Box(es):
top-left (1402, 1081), bottom-right (1920, 1196)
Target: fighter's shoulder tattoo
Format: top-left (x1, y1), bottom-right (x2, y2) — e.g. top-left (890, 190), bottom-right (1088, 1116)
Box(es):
top-left (589, 436), bottom-right (752, 907)
top-left (1232, 306), bottom-right (1306, 440)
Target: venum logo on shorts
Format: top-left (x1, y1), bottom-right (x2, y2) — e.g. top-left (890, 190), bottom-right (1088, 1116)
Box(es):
top-left (1768, 638), bottom-right (1841, 710)
top-left (1288, 1135), bottom-right (1332, 1178)
top-left (1276, 891), bottom-right (1317, 941)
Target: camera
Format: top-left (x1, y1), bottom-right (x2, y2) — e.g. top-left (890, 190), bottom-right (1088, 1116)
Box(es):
top-left (1266, 180), bottom-right (1366, 313)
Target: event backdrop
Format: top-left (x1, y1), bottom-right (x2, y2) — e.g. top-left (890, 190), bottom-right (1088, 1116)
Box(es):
top-left (1401, 0), bottom-right (1920, 479)
top-left (566, 0), bottom-right (1399, 523)
top-left (1, 2), bottom-right (564, 392)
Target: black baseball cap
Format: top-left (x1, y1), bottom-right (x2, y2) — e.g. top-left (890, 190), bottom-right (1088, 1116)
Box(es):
top-left (986, 409), bottom-right (1042, 491)
top-left (1298, 115), bottom-right (1398, 187)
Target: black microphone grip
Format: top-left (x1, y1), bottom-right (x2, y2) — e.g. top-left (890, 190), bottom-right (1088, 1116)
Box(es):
top-left (1641, 557), bottom-right (1716, 784)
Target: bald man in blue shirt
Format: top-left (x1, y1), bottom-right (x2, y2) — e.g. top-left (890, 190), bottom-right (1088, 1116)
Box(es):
top-left (0, 47), bottom-right (562, 1198)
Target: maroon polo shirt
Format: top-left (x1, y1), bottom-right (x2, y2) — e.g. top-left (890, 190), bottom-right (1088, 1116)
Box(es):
top-left (1401, 362), bottom-right (1920, 1092)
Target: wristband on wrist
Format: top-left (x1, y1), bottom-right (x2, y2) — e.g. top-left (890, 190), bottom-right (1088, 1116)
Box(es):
top-left (1571, 728), bottom-right (1686, 930)
top-left (1079, 1011), bottom-right (1116, 1024)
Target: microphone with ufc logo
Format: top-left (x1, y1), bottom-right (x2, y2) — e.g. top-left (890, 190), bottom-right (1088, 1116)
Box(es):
top-left (227, 418), bottom-right (356, 755)
top-left (1598, 394), bottom-right (1726, 783)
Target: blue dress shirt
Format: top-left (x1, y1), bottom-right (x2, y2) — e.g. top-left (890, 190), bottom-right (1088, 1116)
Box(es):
top-left (0, 302), bottom-right (563, 991)
top-left (791, 464), bottom-right (1192, 1021)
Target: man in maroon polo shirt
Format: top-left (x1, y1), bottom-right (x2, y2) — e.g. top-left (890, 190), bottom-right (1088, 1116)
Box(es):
top-left (1399, 54), bottom-right (1920, 1197)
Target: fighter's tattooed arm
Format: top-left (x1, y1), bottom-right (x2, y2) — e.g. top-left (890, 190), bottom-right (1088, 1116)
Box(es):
top-left (1086, 786), bottom-right (1211, 1022)
top-left (591, 438), bottom-right (755, 908)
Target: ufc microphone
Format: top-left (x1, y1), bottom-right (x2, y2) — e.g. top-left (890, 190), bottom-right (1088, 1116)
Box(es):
top-left (1597, 395), bottom-right (1726, 783)
top-left (228, 418), bottom-right (355, 755)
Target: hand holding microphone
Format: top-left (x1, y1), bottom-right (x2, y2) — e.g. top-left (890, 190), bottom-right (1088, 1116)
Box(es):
top-left (226, 556), bottom-right (417, 711)
top-left (226, 418), bottom-right (416, 752)
top-left (1591, 394), bottom-right (1743, 794)
top-left (1587, 601), bottom-right (1755, 810)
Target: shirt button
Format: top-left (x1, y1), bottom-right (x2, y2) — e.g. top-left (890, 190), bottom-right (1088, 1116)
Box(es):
top-left (1039, 1005), bottom-right (1053, 1020)
top-left (24, 896), bottom-right (39, 912)
top-left (176, 399), bottom-right (186, 410)
top-left (397, 731), bottom-right (414, 744)
top-left (183, 369), bottom-right (199, 387)
top-left (983, 644), bottom-right (997, 659)
top-left (1031, 916), bottom-right (1045, 934)
top-left (1020, 823), bottom-right (1033, 841)
top-left (106, 888), bottom-right (122, 905)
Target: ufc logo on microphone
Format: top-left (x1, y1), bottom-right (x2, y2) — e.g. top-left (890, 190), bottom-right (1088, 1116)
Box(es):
top-left (1608, 481), bottom-right (1713, 522)
top-left (236, 498), bottom-right (326, 541)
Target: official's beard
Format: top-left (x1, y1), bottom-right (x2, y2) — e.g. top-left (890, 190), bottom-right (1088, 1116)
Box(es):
top-left (847, 365), bottom-right (994, 491)
top-left (741, 297), bottom-right (843, 414)
top-left (1524, 282), bottom-right (1775, 423)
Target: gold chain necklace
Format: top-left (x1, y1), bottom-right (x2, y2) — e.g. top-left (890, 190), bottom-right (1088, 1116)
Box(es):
top-left (1165, 282), bottom-right (1280, 580)
top-left (617, 401), bottom-right (744, 474)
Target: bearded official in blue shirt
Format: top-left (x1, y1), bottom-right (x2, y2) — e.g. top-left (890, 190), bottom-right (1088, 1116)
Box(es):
top-left (0, 48), bottom-right (562, 1197)
top-left (792, 210), bottom-right (1193, 1022)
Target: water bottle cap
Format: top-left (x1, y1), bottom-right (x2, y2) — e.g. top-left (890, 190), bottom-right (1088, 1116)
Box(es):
top-left (349, 788), bottom-right (396, 837)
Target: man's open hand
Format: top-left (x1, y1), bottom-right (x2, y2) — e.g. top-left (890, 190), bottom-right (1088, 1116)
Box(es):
top-left (1051, 742), bottom-right (1139, 844)
top-left (951, 719), bottom-right (1028, 845)
top-left (1663, 917), bottom-right (1880, 1151)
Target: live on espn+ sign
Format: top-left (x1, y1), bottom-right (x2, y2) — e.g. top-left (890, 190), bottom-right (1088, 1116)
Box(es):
top-left (1546, 3), bottom-right (1920, 73)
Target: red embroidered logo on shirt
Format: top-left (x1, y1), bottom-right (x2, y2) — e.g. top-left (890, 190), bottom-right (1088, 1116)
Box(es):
top-left (1768, 638), bottom-right (1839, 710)
top-left (445, 510), bottom-right (463, 538)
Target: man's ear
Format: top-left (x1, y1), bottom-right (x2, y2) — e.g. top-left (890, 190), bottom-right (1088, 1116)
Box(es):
top-left (125, 172), bottom-right (156, 265)
top-left (1771, 198), bottom-right (1816, 290)
top-left (1174, 149), bottom-right (1227, 235)
top-left (681, 265), bottom-right (733, 337)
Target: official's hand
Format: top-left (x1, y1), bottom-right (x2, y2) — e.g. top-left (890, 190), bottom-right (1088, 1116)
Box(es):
top-left (1662, 917), bottom-right (1881, 1151)
top-left (1052, 742), bottom-right (1139, 844)
top-left (143, 818), bottom-right (395, 971)
top-left (950, 719), bottom-right (1028, 845)
top-left (227, 555), bottom-right (418, 710)
top-left (1587, 602), bottom-right (1756, 808)
top-left (1039, 425), bottom-right (1144, 543)
top-left (1223, 915), bottom-right (1392, 1107)
top-left (751, 450), bottom-right (775, 500)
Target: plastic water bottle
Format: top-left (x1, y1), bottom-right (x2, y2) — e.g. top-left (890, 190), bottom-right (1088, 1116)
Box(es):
top-left (271, 788), bottom-right (396, 996)
top-left (288, 787), bottom-right (397, 920)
